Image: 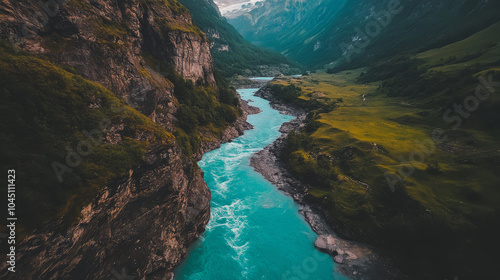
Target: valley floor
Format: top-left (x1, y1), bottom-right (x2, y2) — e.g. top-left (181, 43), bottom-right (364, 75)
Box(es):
top-left (255, 65), bottom-right (500, 279)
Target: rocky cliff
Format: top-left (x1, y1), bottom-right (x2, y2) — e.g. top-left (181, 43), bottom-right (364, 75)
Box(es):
top-left (0, 0), bottom-right (246, 279)
top-left (1, 0), bottom-right (215, 123)
top-left (7, 145), bottom-right (210, 280)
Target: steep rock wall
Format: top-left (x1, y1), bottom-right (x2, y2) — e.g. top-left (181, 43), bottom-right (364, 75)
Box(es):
top-left (0, 0), bottom-right (238, 279)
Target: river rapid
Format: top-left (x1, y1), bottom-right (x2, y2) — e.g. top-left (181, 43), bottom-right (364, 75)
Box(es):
top-left (174, 86), bottom-right (346, 280)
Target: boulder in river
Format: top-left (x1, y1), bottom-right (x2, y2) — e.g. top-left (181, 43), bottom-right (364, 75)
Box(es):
top-left (314, 235), bottom-right (328, 251)
top-left (314, 234), bottom-right (339, 254)
top-left (334, 255), bottom-right (345, 264)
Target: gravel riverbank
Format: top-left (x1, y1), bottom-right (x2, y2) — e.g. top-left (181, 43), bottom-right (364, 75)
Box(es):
top-left (249, 86), bottom-right (406, 280)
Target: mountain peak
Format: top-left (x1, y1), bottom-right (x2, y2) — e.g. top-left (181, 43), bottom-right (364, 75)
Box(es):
top-left (214, 0), bottom-right (263, 18)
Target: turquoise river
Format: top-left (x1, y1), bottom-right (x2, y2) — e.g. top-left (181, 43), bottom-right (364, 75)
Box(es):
top-left (174, 86), bottom-right (346, 280)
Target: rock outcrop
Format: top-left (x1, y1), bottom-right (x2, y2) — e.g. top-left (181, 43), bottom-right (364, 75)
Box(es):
top-left (6, 145), bottom-right (210, 280)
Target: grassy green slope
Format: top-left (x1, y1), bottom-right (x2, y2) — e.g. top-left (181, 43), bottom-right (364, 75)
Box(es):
top-left (418, 21), bottom-right (500, 73)
top-left (272, 23), bottom-right (500, 279)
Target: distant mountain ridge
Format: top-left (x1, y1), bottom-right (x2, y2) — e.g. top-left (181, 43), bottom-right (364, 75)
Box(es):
top-left (228, 0), bottom-right (347, 63)
top-left (229, 0), bottom-right (500, 69)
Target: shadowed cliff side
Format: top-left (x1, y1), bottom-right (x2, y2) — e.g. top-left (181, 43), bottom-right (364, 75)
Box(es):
top-left (0, 0), bottom-right (249, 278)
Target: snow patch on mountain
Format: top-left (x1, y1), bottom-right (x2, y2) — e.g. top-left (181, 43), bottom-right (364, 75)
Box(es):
top-left (214, 0), bottom-right (263, 18)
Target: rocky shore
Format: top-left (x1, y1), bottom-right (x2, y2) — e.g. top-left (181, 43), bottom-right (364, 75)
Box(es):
top-left (250, 86), bottom-right (405, 280)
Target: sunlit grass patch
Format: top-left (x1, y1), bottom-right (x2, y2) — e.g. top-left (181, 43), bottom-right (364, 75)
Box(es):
top-left (278, 68), bottom-right (500, 244)
top-left (313, 105), bottom-right (429, 155)
top-left (272, 69), bottom-right (375, 107)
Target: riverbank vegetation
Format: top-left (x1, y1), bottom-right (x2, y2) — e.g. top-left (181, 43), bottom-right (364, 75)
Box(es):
top-left (147, 58), bottom-right (242, 156)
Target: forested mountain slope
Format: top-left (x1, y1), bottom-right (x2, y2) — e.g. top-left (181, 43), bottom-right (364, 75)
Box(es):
top-left (179, 0), bottom-right (300, 77)
top-left (230, 0), bottom-right (500, 70)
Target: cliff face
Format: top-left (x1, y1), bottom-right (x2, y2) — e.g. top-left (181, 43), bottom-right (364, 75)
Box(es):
top-left (0, 0), bottom-right (239, 279)
top-left (9, 145), bottom-right (210, 280)
top-left (1, 0), bottom-right (215, 122)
